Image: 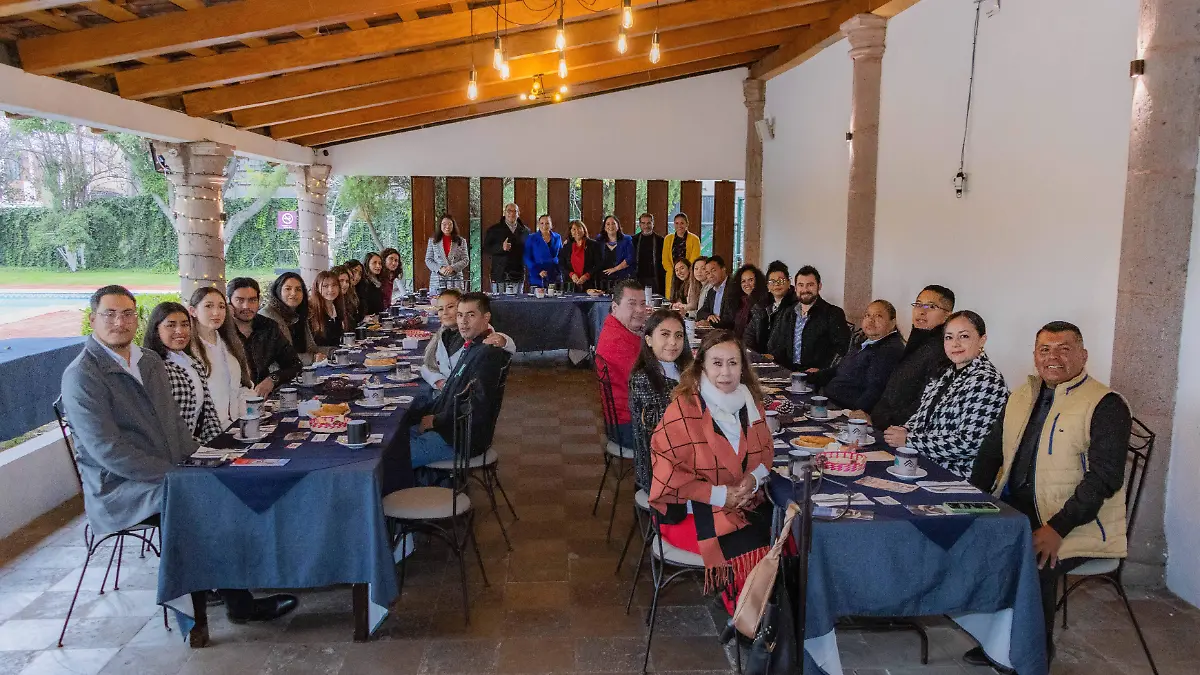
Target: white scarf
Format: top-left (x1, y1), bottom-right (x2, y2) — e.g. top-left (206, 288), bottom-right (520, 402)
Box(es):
top-left (700, 373), bottom-right (761, 456)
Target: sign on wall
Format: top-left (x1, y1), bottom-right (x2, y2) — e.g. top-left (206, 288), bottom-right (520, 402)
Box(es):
top-left (276, 211), bottom-right (298, 230)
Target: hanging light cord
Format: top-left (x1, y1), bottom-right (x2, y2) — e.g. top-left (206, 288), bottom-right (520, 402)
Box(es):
top-left (956, 0), bottom-right (983, 184)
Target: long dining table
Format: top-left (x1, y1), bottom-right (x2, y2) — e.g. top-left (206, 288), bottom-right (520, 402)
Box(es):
top-left (157, 310), bottom-right (437, 646)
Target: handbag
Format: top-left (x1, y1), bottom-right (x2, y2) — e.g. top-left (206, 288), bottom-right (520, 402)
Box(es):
top-left (724, 503), bottom-right (801, 675)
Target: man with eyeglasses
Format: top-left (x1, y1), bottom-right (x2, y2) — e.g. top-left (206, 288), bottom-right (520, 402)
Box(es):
top-left (745, 260), bottom-right (797, 351)
top-left (861, 284), bottom-right (955, 428)
top-left (60, 286), bottom-right (299, 624)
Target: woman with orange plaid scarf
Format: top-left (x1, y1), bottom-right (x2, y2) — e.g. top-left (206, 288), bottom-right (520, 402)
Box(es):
top-left (649, 329), bottom-right (774, 614)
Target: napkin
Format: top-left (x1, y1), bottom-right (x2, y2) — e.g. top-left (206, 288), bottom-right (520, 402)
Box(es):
top-left (918, 481), bottom-right (983, 495)
top-left (813, 492), bottom-right (873, 507)
top-left (191, 447), bottom-right (246, 459)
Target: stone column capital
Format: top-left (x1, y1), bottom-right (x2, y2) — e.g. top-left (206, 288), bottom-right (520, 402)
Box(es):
top-left (155, 141), bottom-right (235, 187)
top-left (743, 77), bottom-right (766, 110)
top-left (291, 164), bottom-right (332, 198)
top-left (841, 13), bottom-right (887, 61)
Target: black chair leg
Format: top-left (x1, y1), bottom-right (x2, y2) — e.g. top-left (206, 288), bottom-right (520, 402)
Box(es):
top-left (112, 536), bottom-right (125, 591)
top-left (642, 568), bottom-right (662, 675)
top-left (479, 471), bottom-right (512, 551)
top-left (1061, 575), bottom-right (1069, 629)
top-left (592, 454), bottom-right (612, 516)
top-left (98, 537), bottom-right (119, 595)
top-left (625, 533), bottom-right (650, 615)
top-left (491, 468), bottom-right (519, 521)
top-left (468, 514), bottom-right (489, 588)
top-left (615, 506), bottom-right (641, 574)
top-left (58, 544), bottom-right (95, 647)
top-left (606, 459), bottom-right (624, 542)
top-left (456, 524), bottom-right (471, 625)
top-left (1111, 579), bottom-right (1160, 675)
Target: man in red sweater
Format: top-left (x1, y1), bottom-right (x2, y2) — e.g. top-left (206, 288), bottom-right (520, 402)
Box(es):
top-left (596, 279), bottom-right (649, 447)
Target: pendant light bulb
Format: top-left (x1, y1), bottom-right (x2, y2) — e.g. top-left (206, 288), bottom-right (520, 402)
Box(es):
top-left (616, 28), bottom-right (628, 54)
top-left (500, 59), bottom-right (511, 80)
top-left (621, 0), bottom-right (633, 29)
top-left (558, 54), bottom-right (568, 78)
top-left (492, 36), bottom-right (503, 70)
top-left (555, 17), bottom-right (566, 51)
top-left (467, 67), bottom-right (478, 100)
top-left (649, 31), bottom-right (661, 63)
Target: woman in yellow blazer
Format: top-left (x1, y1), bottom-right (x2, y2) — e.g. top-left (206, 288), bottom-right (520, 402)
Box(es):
top-left (662, 213), bottom-right (702, 300)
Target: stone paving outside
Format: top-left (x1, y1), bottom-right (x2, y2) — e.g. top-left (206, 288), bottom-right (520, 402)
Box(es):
top-left (0, 363), bottom-right (1197, 674)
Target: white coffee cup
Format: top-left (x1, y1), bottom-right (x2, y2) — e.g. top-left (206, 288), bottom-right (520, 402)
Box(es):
top-left (535, 286), bottom-right (546, 299)
top-left (790, 372), bottom-right (809, 393)
top-left (342, 332), bottom-right (356, 348)
top-left (245, 396), bottom-right (264, 419)
top-left (365, 383), bottom-right (385, 405)
top-left (895, 447), bottom-right (920, 476)
top-left (301, 366), bottom-right (317, 386)
top-left (402, 337), bottom-right (419, 350)
top-left (279, 387), bottom-right (298, 410)
top-left (810, 396), bottom-right (829, 419)
top-left (241, 416), bottom-right (260, 439)
top-left (846, 418), bottom-right (869, 445)
top-left (788, 449), bottom-right (814, 478)
top-left (395, 362), bottom-right (413, 379)
top-left (765, 410), bottom-right (780, 434)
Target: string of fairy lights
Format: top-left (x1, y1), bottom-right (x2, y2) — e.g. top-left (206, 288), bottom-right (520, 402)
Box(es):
top-left (469, 0), bottom-right (662, 103)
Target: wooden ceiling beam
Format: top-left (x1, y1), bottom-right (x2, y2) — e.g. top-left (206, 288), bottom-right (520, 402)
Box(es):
top-left (183, 0), bottom-right (833, 116)
top-left (81, 2), bottom-right (216, 58)
top-left (112, 0), bottom-right (687, 99)
top-left (17, 0), bottom-right (455, 74)
top-left (271, 29), bottom-right (796, 141)
top-left (0, 0), bottom-right (75, 19)
top-left (297, 49), bottom-right (771, 147)
top-left (750, 0), bottom-right (914, 79)
top-left (234, 5), bottom-right (830, 129)
top-left (22, 8), bottom-right (79, 32)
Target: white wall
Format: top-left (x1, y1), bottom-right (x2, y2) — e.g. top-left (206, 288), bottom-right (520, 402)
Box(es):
top-left (0, 433), bottom-right (80, 540)
top-left (760, 0), bottom-right (1139, 384)
top-left (326, 69), bottom-right (748, 180)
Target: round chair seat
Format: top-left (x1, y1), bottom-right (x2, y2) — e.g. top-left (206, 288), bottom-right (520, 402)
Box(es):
top-left (382, 487), bottom-right (472, 520)
top-left (650, 535), bottom-right (705, 568)
top-left (426, 448), bottom-right (498, 471)
top-left (1067, 558), bottom-right (1121, 576)
top-left (634, 488), bottom-right (650, 511)
top-left (606, 440), bottom-right (636, 460)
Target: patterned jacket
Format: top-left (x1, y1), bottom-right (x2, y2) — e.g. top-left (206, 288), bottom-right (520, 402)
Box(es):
top-left (904, 353), bottom-right (1008, 477)
top-left (164, 356), bottom-right (225, 444)
top-left (424, 235), bottom-right (470, 293)
top-left (628, 368), bottom-right (678, 490)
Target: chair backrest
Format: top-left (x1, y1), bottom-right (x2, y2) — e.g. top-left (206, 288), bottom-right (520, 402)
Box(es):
top-left (476, 355), bottom-right (512, 451)
top-left (53, 396), bottom-right (83, 490)
top-left (449, 380), bottom-right (475, 497)
top-left (1124, 417), bottom-right (1155, 538)
top-left (593, 353), bottom-right (622, 440)
top-left (631, 408), bottom-right (653, 491)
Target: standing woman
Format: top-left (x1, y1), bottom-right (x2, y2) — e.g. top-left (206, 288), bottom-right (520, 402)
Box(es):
top-left (332, 264), bottom-right (360, 326)
top-left (309, 270), bottom-right (349, 350)
top-left (425, 214), bottom-right (470, 293)
top-left (669, 260), bottom-right (702, 314)
top-left (143, 302), bottom-right (225, 443)
top-left (596, 215), bottom-right (635, 288)
top-left (523, 214), bottom-right (563, 288)
top-left (260, 272), bottom-right (319, 364)
top-left (380, 248), bottom-right (405, 304)
top-left (883, 310), bottom-right (1008, 477)
top-left (558, 219), bottom-right (599, 291)
top-left (359, 252), bottom-right (385, 316)
top-left (649, 330), bottom-right (773, 614)
top-left (187, 287), bottom-right (254, 430)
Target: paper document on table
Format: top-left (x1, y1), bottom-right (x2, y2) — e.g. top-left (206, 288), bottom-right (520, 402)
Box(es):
top-left (191, 448), bottom-right (246, 459)
top-left (861, 450), bottom-right (895, 462)
top-left (855, 476), bottom-right (919, 493)
top-left (918, 481), bottom-right (983, 495)
top-left (812, 492), bottom-right (873, 507)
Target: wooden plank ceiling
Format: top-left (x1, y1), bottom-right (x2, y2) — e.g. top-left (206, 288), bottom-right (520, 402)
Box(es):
top-left (0, 0), bottom-right (884, 148)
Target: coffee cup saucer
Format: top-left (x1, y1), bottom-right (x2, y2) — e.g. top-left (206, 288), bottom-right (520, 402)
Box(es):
top-left (885, 465), bottom-right (927, 481)
top-left (354, 399), bottom-right (388, 409)
top-left (386, 373), bottom-right (420, 383)
top-left (231, 429), bottom-right (268, 443)
top-left (789, 385), bottom-right (812, 394)
top-left (338, 439), bottom-right (371, 449)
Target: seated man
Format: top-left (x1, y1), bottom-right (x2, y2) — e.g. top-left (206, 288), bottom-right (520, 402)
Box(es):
top-left (696, 255), bottom-right (735, 326)
top-left (864, 284), bottom-right (954, 427)
top-left (762, 266), bottom-right (850, 372)
top-left (595, 279), bottom-right (649, 447)
top-left (408, 292), bottom-right (512, 468)
top-left (420, 289), bottom-right (516, 389)
top-left (808, 299), bottom-right (904, 413)
top-left (969, 321), bottom-right (1130, 667)
top-left (227, 277), bottom-right (303, 397)
top-left (62, 286), bottom-right (297, 623)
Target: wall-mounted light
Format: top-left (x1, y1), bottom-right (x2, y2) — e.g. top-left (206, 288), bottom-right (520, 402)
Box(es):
top-left (1130, 59), bottom-right (1145, 78)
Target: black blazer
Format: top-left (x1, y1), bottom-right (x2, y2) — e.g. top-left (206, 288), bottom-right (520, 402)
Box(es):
top-left (697, 279), bottom-right (739, 326)
top-left (558, 237), bottom-right (601, 291)
top-left (763, 295), bottom-right (851, 371)
top-left (483, 219), bottom-right (530, 283)
top-left (418, 340), bottom-right (511, 457)
top-left (745, 291), bottom-right (798, 352)
top-left (631, 231), bottom-right (666, 294)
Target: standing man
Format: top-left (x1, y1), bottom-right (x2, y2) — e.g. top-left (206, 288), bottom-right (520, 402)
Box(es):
top-left (864, 284), bottom-right (955, 428)
top-left (661, 213), bottom-right (701, 300)
top-left (969, 322), bottom-right (1131, 667)
top-left (227, 277), bottom-right (303, 396)
top-left (761, 266), bottom-right (850, 372)
top-left (595, 279), bottom-right (649, 447)
top-left (484, 202), bottom-right (530, 286)
top-left (632, 212), bottom-right (665, 296)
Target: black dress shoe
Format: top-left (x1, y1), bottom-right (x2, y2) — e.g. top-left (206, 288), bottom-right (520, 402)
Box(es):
top-left (227, 594), bottom-right (299, 624)
top-left (963, 646), bottom-right (1016, 674)
top-left (205, 590), bottom-right (224, 607)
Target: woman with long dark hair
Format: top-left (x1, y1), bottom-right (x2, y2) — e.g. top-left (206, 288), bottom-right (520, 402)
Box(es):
top-left (332, 264), bottom-right (360, 326)
top-left (143, 302), bottom-right (224, 443)
top-left (308, 270), bottom-right (350, 349)
top-left (629, 309), bottom-right (694, 443)
top-left (260, 272), bottom-right (318, 363)
top-left (595, 215), bottom-right (635, 288)
top-left (425, 214), bottom-right (470, 293)
top-left (714, 263), bottom-right (767, 338)
top-left (558, 219), bottom-right (600, 292)
top-left (359, 252), bottom-right (385, 316)
top-left (669, 260), bottom-right (702, 313)
top-left (187, 286), bottom-right (253, 429)
top-left (380, 247), bottom-right (405, 304)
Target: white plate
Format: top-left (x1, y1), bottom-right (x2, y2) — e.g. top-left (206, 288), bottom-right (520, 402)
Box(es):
top-left (886, 465), bottom-right (928, 481)
top-left (354, 399), bottom-right (388, 408)
top-left (392, 395), bottom-right (415, 405)
top-left (836, 433), bottom-right (876, 446)
top-left (386, 373), bottom-right (420, 383)
top-left (327, 362), bottom-right (353, 369)
top-left (230, 430), bottom-right (267, 443)
top-left (364, 365), bottom-right (393, 373)
top-left (789, 386), bottom-right (813, 394)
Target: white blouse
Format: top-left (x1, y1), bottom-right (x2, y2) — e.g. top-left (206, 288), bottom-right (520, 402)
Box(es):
top-left (166, 351), bottom-right (205, 428)
top-left (200, 335), bottom-right (251, 428)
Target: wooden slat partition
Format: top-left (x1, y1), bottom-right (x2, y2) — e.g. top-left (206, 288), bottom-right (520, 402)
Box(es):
top-left (581, 179), bottom-right (604, 234)
top-left (548, 178), bottom-right (570, 235)
top-left (614, 179), bottom-right (636, 234)
top-left (680, 180), bottom-right (703, 243)
top-left (713, 180), bottom-right (736, 268)
top-left (410, 175), bottom-right (436, 291)
top-left (445, 176), bottom-right (470, 281)
top-left (479, 177), bottom-right (504, 291)
top-left (646, 179), bottom-right (669, 237)
top-left (514, 177), bottom-right (537, 230)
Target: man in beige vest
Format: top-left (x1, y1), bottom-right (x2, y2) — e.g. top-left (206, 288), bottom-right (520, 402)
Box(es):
top-left (968, 321), bottom-right (1130, 668)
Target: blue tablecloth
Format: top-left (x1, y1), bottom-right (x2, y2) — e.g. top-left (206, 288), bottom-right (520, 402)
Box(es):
top-left (754, 358), bottom-right (1047, 675)
top-left (157, 320), bottom-right (438, 622)
top-left (0, 336), bottom-right (85, 439)
top-left (486, 293), bottom-right (611, 352)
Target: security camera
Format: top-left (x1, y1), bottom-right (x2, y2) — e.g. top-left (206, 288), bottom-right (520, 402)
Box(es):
top-left (754, 117), bottom-right (775, 142)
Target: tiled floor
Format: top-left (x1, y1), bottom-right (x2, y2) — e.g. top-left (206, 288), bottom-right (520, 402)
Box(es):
top-left (1, 361), bottom-right (1199, 674)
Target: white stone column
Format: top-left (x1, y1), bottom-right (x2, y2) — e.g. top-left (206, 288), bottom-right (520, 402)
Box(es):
top-left (292, 164), bottom-right (332, 288)
top-left (1109, 0), bottom-right (1200, 586)
top-left (743, 77), bottom-right (766, 267)
top-left (840, 13), bottom-right (887, 322)
top-left (158, 141), bottom-right (235, 298)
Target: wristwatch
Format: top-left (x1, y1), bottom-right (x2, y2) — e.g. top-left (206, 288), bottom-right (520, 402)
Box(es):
top-left (270, 373), bottom-right (280, 384)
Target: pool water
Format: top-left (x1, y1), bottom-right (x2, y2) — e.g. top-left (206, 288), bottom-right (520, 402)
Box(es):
top-left (0, 293), bottom-right (90, 325)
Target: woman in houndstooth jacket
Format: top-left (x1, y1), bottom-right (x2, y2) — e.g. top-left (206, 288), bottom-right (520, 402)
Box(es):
top-left (425, 214), bottom-right (470, 294)
top-left (142, 302), bottom-right (225, 444)
top-left (883, 310), bottom-right (1008, 477)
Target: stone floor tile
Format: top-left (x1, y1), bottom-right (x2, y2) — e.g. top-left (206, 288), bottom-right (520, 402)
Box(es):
top-left (0, 619), bottom-right (65, 651)
top-left (419, 638), bottom-right (499, 674)
top-left (503, 582), bottom-right (571, 610)
top-left (568, 606), bottom-right (648, 638)
top-left (7, 546), bottom-right (91, 573)
top-left (507, 551), bottom-right (569, 584)
top-left (647, 635), bottom-right (729, 671)
top-left (260, 643), bottom-right (345, 675)
top-left (573, 636), bottom-right (646, 673)
top-left (57, 617), bottom-right (150, 650)
top-left (18, 647), bottom-right (118, 675)
top-left (502, 608), bottom-right (572, 638)
top-left (0, 592), bottom-right (42, 622)
top-left (647, 606), bottom-right (717, 637)
top-left (0, 650), bottom-right (38, 674)
top-left (175, 642), bottom-right (274, 675)
top-left (14, 590), bottom-right (160, 621)
top-left (497, 636), bottom-right (575, 673)
top-left (96, 644), bottom-right (191, 675)
top-left (335, 640), bottom-right (425, 674)
top-left (0, 568), bottom-right (75, 594)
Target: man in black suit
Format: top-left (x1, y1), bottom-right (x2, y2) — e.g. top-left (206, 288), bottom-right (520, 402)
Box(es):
top-left (631, 212), bottom-right (665, 295)
top-left (483, 202), bottom-right (530, 284)
top-left (763, 265), bottom-right (851, 372)
top-left (697, 255), bottom-right (737, 326)
top-left (408, 292), bottom-right (511, 468)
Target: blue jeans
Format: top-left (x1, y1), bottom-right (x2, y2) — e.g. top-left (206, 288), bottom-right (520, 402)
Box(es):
top-left (608, 422), bottom-right (635, 449)
top-left (409, 427), bottom-right (454, 468)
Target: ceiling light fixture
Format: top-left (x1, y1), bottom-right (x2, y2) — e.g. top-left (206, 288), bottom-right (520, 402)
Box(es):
top-left (558, 53), bottom-right (568, 78)
top-left (555, 1), bottom-right (567, 51)
top-left (617, 27), bottom-right (628, 54)
top-left (650, 31), bottom-right (661, 63)
top-left (493, 36), bottom-right (503, 70)
top-left (621, 0), bottom-right (633, 29)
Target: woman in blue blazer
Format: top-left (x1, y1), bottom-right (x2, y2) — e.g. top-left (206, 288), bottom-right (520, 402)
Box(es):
top-left (524, 214), bottom-right (564, 288)
top-left (595, 215), bottom-right (635, 289)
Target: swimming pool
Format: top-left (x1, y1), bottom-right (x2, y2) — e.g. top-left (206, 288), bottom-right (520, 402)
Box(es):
top-left (0, 293), bottom-right (91, 325)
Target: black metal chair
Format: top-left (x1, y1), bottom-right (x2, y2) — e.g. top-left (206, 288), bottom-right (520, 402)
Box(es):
top-left (52, 396), bottom-right (168, 648)
top-left (1057, 416), bottom-right (1159, 674)
top-left (591, 354), bottom-right (636, 542)
top-left (382, 383), bottom-right (489, 624)
top-left (615, 408), bottom-right (654, 574)
top-left (426, 358), bottom-right (518, 551)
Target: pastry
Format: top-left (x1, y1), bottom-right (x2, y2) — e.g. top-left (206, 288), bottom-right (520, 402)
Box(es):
top-left (364, 356), bottom-right (397, 367)
top-left (790, 435), bottom-right (833, 449)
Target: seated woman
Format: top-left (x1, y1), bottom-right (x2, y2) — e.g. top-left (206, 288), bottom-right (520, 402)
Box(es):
top-left (260, 272), bottom-right (319, 364)
top-left (357, 253), bottom-right (386, 317)
top-left (596, 216), bottom-right (635, 289)
top-left (425, 213), bottom-right (470, 293)
top-left (187, 286), bottom-right (254, 430)
top-left (716, 264), bottom-right (767, 338)
top-left (143, 302), bottom-right (224, 443)
top-left (668, 260), bottom-right (702, 314)
top-left (649, 329), bottom-right (774, 613)
top-left (883, 310), bottom-right (1008, 477)
top-left (558, 219), bottom-right (600, 291)
top-left (808, 299), bottom-right (905, 414)
top-left (308, 270), bottom-right (349, 350)
top-left (380, 247), bottom-right (406, 305)
top-left (524, 214), bottom-right (563, 288)
top-left (332, 264), bottom-right (360, 326)
top-left (629, 309), bottom-right (694, 444)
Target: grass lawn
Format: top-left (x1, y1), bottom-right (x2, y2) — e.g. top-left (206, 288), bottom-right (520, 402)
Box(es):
top-left (0, 267), bottom-right (277, 289)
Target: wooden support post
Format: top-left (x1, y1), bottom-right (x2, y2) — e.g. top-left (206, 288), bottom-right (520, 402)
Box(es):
top-left (410, 176), bottom-right (435, 292)
top-left (581, 179), bottom-right (604, 233)
top-left (646, 179), bottom-right (669, 237)
top-left (479, 177), bottom-right (503, 291)
top-left (713, 180), bottom-right (736, 267)
top-left (614, 179), bottom-right (636, 234)
top-left (548, 177), bottom-right (570, 235)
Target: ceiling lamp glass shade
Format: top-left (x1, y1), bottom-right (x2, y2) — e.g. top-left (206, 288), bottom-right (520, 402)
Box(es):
top-left (621, 0), bottom-right (633, 29)
top-left (650, 31), bottom-right (661, 63)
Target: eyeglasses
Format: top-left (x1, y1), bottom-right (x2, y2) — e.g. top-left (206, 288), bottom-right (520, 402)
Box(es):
top-left (911, 302), bottom-right (947, 311)
top-left (97, 310), bottom-right (138, 323)
top-left (767, 279), bottom-right (789, 286)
